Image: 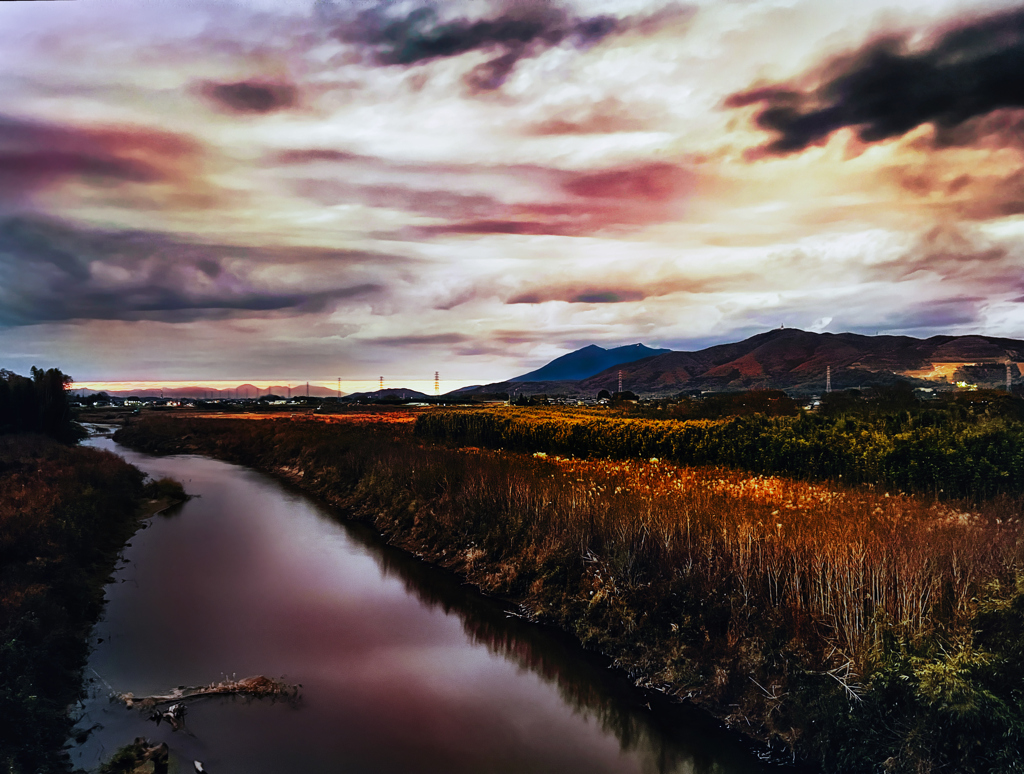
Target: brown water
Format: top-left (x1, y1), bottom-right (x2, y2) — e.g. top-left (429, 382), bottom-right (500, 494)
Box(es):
top-left (69, 436), bottom-right (772, 774)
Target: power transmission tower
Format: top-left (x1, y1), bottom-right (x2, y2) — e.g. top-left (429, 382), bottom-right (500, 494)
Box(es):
top-left (826, 365), bottom-right (832, 393)
top-left (618, 370), bottom-right (623, 393)
top-left (379, 376), bottom-right (384, 391)
top-left (434, 371), bottom-right (439, 396)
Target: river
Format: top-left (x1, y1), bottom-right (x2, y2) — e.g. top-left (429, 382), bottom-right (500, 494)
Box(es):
top-left (68, 434), bottom-right (771, 773)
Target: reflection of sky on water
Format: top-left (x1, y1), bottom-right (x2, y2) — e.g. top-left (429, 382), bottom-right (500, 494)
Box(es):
top-left (70, 438), bottom-right (765, 774)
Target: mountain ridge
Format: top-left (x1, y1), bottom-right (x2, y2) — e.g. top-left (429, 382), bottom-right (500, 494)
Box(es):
top-left (471, 329), bottom-right (1024, 397)
top-left (511, 343), bottom-right (671, 382)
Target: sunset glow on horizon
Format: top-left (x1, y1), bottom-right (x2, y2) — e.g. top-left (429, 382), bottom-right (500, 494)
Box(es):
top-left (71, 379), bottom-right (483, 395)
top-left (4, 0), bottom-right (1024, 383)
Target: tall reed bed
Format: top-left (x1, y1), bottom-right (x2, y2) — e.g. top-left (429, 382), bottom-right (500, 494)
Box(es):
top-left (116, 415), bottom-right (1024, 773)
top-left (361, 446), bottom-right (1023, 674)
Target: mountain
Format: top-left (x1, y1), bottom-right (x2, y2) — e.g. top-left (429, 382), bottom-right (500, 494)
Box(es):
top-left (74, 383), bottom-right (344, 399)
top-left (344, 388), bottom-right (430, 400)
top-left (579, 329), bottom-right (1024, 395)
top-left (511, 343), bottom-right (671, 382)
top-left (469, 329), bottom-right (1024, 397)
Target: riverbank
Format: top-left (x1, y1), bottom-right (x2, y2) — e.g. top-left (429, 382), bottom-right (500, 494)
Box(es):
top-left (114, 413), bottom-right (1024, 773)
top-left (0, 434), bottom-right (184, 773)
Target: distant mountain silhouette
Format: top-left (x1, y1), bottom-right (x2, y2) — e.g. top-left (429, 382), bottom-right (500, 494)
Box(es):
top-left (345, 388), bottom-right (430, 400)
top-left (512, 343), bottom-right (671, 382)
top-left (75, 383), bottom-right (344, 399)
top-left (469, 329), bottom-right (1024, 397)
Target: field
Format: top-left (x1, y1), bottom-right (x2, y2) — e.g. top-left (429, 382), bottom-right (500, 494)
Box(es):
top-left (416, 400), bottom-right (1024, 498)
top-left (115, 409), bottom-right (1024, 774)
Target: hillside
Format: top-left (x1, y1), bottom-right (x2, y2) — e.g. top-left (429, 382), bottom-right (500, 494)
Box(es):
top-left (512, 343), bottom-right (670, 382)
top-left (344, 388), bottom-right (430, 400)
top-left (473, 329), bottom-right (1024, 397)
top-left (584, 329), bottom-right (1024, 395)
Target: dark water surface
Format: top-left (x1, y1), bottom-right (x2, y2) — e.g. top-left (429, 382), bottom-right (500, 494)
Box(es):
top-left (69, 436), bottom-right (770, 774)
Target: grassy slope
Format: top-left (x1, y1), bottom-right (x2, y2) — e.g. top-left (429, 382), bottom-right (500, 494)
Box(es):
top-left (115, 415), bottom-right (1024, 774)
top-left (0, 435), bottom-right (148, 774)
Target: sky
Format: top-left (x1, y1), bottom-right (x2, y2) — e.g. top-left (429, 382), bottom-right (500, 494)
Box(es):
top-left (2, 0), bottom-right (1024, 388)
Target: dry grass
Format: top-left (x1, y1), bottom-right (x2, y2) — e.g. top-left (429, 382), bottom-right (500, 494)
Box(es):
top-left (501, 455), bottom-right (1023, 672)
top-left (115, 415), bottom-right (1024, 772)
top-left (176, 407), bottom-right (422, 424)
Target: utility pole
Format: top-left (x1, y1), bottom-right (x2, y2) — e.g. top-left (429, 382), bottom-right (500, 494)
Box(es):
top-left (338, 378), bottom-right (341, 399)
top-left (306, 382), bottom-right (309, 398)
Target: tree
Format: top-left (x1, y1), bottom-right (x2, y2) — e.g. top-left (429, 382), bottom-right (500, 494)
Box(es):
top-left (0, 367), bottom-right (79, 441)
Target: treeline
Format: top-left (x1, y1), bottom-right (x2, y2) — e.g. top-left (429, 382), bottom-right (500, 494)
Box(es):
top-left (0, 368), bottom-right (79, 441)
top-left (415, 407), bottom-right (1024, 499)
top-left (0, 436), bottom-right (148, 773)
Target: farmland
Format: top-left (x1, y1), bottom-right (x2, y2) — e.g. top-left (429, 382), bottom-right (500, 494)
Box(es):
top-left (416, 394), bottom-right (1024, 499)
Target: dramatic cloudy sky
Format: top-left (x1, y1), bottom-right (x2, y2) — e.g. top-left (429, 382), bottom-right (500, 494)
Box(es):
top-left (3, 0), bottom-right (1024, 387)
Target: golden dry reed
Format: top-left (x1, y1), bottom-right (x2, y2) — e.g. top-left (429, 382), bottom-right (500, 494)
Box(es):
top-left (410, 447), bottom-right (1024, 676)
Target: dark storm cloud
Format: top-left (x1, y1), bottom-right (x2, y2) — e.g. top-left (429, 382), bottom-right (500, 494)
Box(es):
top-left (726, 7), bottom-right (1024, 154)
top-left (0, 114), bottom-right (199, 199)
top-left (0, 216), bottom-right (400, 326)
top-left (332, 2), bottom-right (691, 91)
top-left (201, 80), bottom-right (298, 113)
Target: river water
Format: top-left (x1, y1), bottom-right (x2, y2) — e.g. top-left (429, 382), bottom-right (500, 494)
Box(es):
top-left (69, 435), bottom-right (770, 774)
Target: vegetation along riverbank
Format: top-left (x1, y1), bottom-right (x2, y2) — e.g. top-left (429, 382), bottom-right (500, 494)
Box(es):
top-left (115, 408), bottom-right (1024, 773)
top-left (0, 367), bottom-right (186, 773)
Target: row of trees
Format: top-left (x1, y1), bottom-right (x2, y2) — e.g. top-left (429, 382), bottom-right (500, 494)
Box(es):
top-left (415, 407), bottom-right (1024, 499)
top-left (0, 368), bottom-right (78, 441)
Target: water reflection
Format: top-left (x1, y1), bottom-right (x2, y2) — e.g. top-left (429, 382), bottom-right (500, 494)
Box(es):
top-left (358, 525), bottom-right (766, 774)
top-left (69, 438), bottom-right (768, 774)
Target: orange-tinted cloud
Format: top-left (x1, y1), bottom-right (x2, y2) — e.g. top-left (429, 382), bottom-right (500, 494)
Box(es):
top-left (525, 98), bottom-right (654, 135)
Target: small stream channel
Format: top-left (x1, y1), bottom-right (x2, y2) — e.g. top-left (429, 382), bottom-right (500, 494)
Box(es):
top-left (68, 433), bottom-right (772, 773)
